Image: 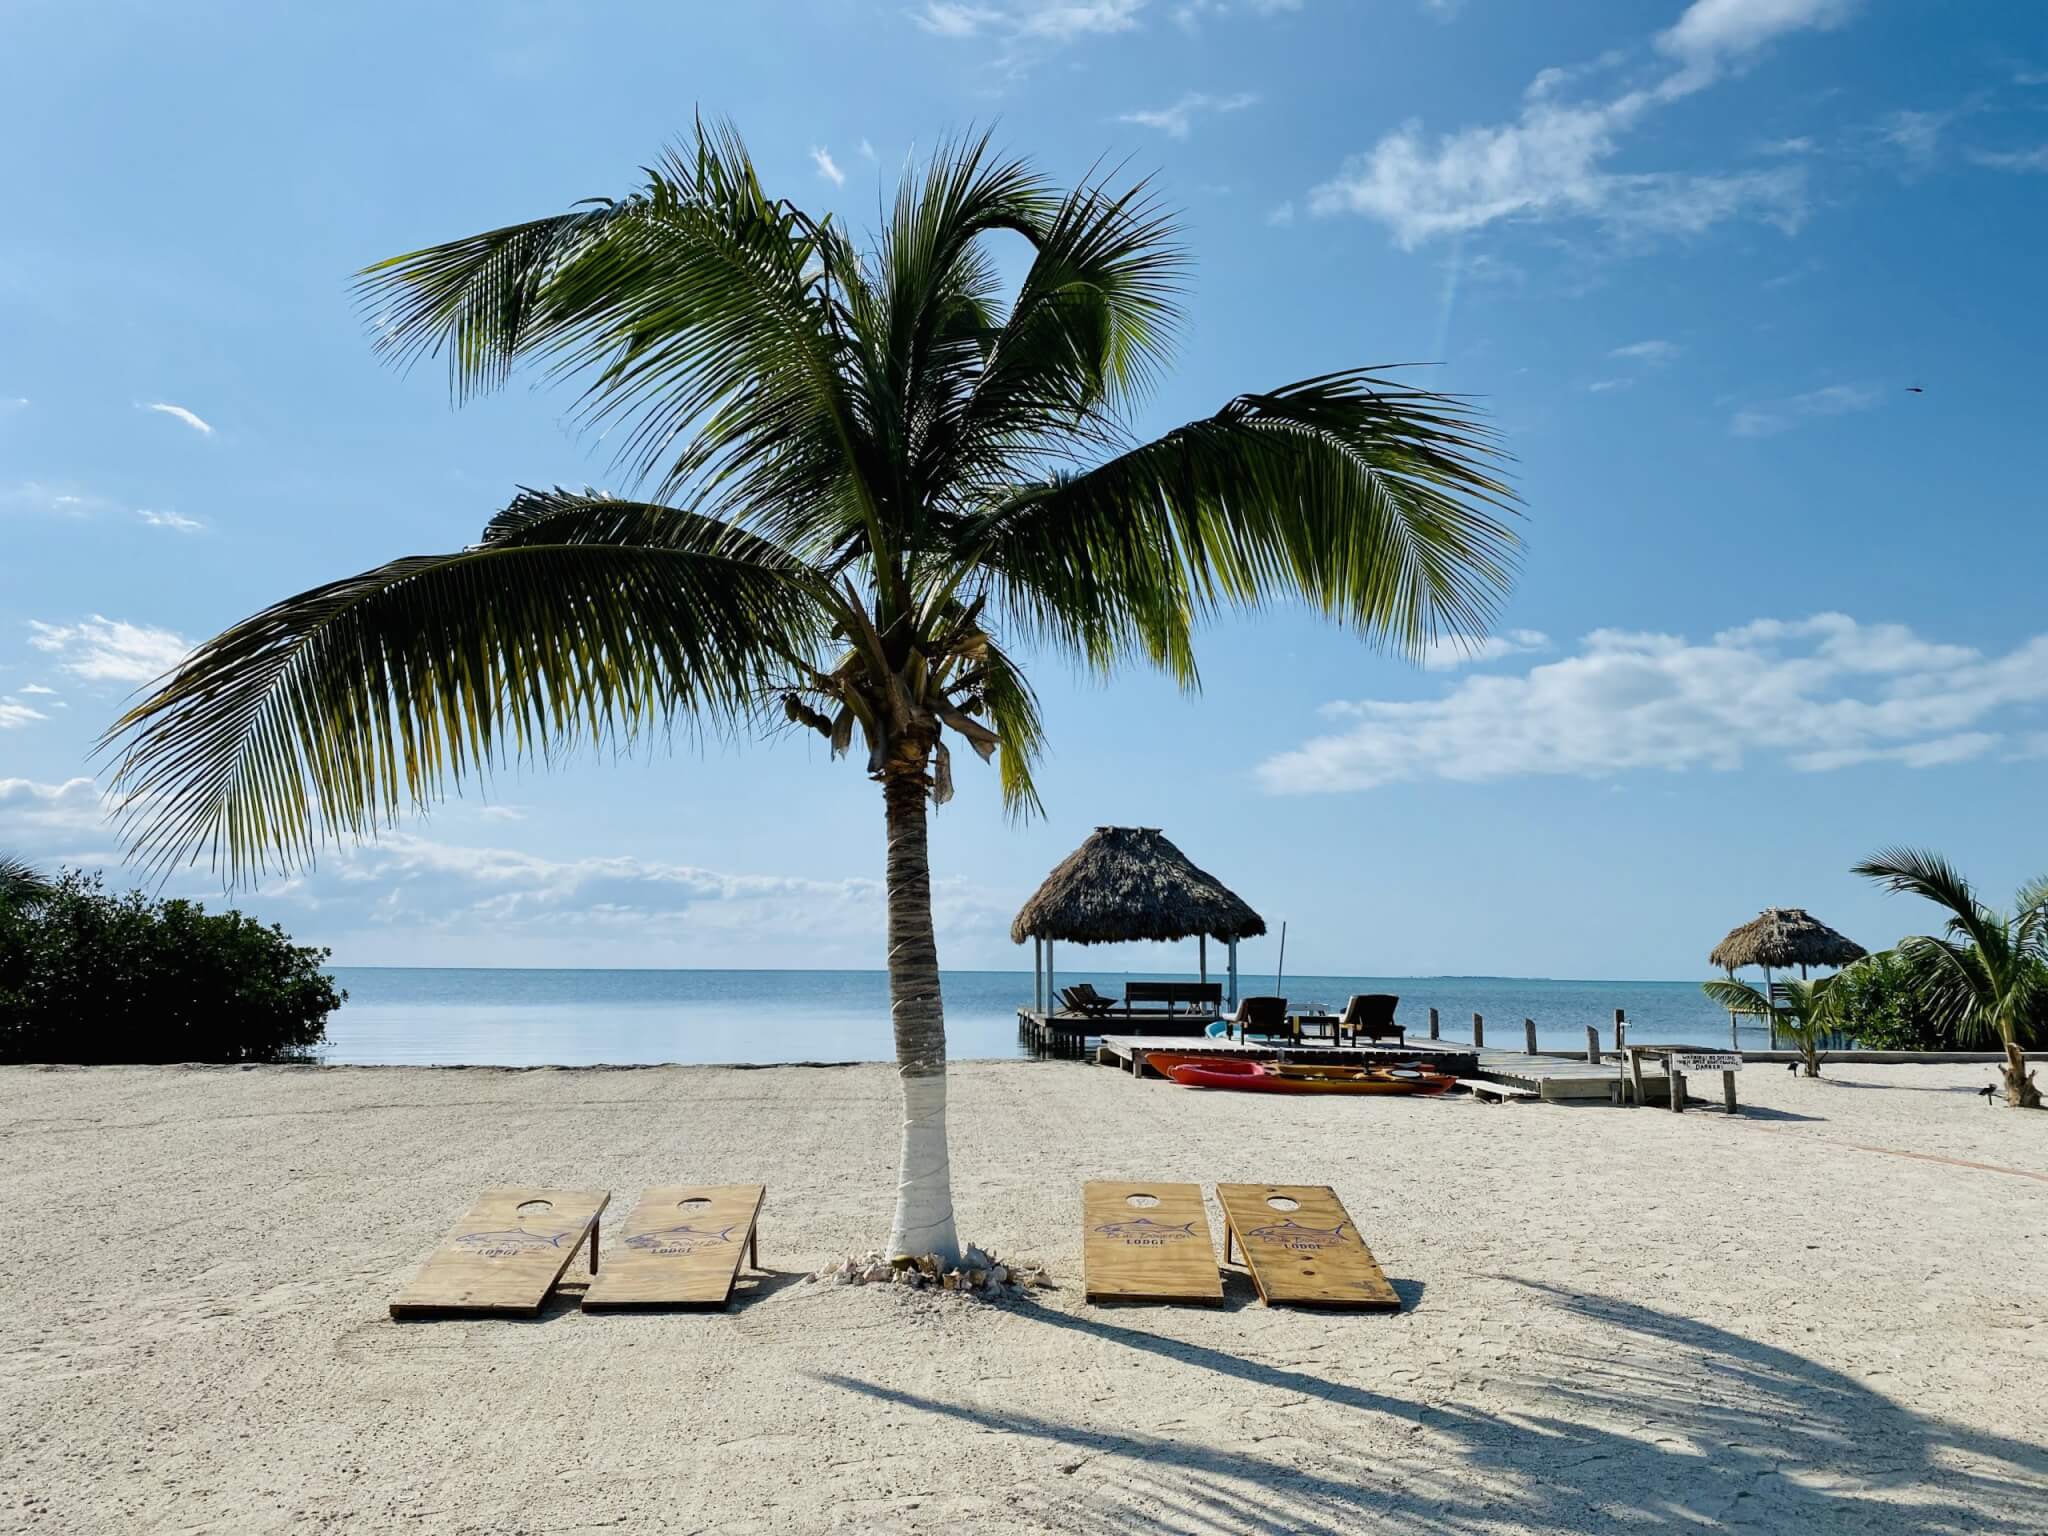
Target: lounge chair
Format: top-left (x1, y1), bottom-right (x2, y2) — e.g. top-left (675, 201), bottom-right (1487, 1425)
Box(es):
top-left (1218, 995), bottom-right (1287, 1040)
top-left (1057, 983), bottom-right (1117, 1018)
top-left (1339, 994), bottom-right (1402, 1044)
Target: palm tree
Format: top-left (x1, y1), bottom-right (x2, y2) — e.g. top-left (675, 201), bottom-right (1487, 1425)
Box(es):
top-left (1854, 848), bottom-right (2044, 1109)
top-left (0, 855), bottom-right (53, 905)
top-left (100, 124), bottom-right (1519, 1260)
top-left (1701, 973), bottom-right (1842, 1078)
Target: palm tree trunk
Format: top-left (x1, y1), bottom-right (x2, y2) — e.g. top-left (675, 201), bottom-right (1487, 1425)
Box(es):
top-left (881, 771), bottom-right (962, 1262)
top-left (2005, 1041), bottom-right (2042, 1109)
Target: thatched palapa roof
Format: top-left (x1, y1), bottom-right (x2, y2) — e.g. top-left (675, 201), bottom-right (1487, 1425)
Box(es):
top-left (1011, 827), bottom-right (1266, 946)
top-left (1709, 908), bottom-right (1868, 972)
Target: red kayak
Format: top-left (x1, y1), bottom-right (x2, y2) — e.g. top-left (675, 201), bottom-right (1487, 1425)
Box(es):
top-left (1161, 1058), bottom-right (1456, 1096)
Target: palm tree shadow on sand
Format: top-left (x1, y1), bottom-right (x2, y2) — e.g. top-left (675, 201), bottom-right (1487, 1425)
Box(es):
top-left (815, 1279), bottom-right (2047, 1534)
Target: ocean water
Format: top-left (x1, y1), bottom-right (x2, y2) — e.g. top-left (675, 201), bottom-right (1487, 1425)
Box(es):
top-left (321, 967), bottom-right (1759, 1066)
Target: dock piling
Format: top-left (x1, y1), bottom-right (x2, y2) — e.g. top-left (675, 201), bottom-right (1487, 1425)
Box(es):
top-left (1428, 1007), bottom-right (1439, 1040)
top-left (1472, 1012), bottom-right (1484, 1049)
top-left (1586, 1025), bottom-right (1600, 1064)
top-left (1524, 1018), bottom-right (1537, 1055)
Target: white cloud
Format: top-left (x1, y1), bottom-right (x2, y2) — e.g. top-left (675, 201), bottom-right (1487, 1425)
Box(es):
top-left (478, 805), bottom-right (529, 822)
top-left (914, 2), bottom-right (998, 35)
top-left (1729, 382), bottom-right (1881, 437)
top-left (1970, 144), bottom-right (2048, 174)
top-left (1, 397), bottom-right (25, 409)
top-left (1266, 200), bottom-right (1296, 227)
top-left (2, 481), bottom-right (108, 517)
top-left (139, 401), bottom-right (214, 436)
top-left (810, 147), bottom-right (845, 187)
top-left (858, 138), bottom-right (877, 162)
top-left (0, 776), bottom-right (106, 833)
top-left (915, 0), bottom-right (1144, 41)
top-left (18, 683), bottom-right (56, 695)
top-left (1257, 613), bottom-right (2045, 794)
top-left (1610, 338), bottom-right (1679, 363)
top-left (1118, 90), bottom-right (1257, 139)
top-left (1876, 108), bottom-right (1947, 174)
top-left (0, 701), bottom-right (48, 729)
top-left (136, 508), bottom-right (204, 534)
top-left (1587, 378), bottom-right (1634, 393)
top-left (1420, 628), bottom-right (1551, 671)
top-left (1306, 0), bottom-right (1849, 246)
top-left (1654, 0), bottom-right (1858, 78)
top-left (26, 615), bottom-right (193, 685)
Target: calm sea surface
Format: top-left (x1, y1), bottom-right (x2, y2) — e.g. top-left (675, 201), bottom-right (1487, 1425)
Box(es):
top-left (322, 968), bottom-right (1758, 1066)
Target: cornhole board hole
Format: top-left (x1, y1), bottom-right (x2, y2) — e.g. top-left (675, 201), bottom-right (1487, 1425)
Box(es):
top-left (1082, 1180), bottom-right (1223, 1305)
top-left (390, 1188), bottom-right (609, 1319)
top-left (582, 1185), bottom-right (766, 1311)
top-left (1215, 1184), bottom-right (1400, 1312)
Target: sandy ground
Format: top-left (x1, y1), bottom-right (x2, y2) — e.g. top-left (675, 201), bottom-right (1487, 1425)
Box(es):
top-left (2, 1058), bottom-right (2045, 1536)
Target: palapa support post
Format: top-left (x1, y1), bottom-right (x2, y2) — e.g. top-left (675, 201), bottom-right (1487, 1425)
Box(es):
top-left (1228, 937), bottom-right (1239, 1011)
top-left (1472, 1012), bottom-right (1484, 1049)
top-left (1524, 1018), bottom-right (1538, 1055)
top-left (1033, 937), bottom-right (1044, 1013)
top-left (1586, 1025), bottom-right (1600, 1064)
top-left (1199, 934), bottom-right (1208, 987)
top-left (1047, 939), bottom-right (1055, 1011)
top-left (1428, 1007), bottom-right (1439, 1040)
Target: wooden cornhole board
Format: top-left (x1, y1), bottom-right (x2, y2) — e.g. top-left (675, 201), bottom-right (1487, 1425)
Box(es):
top-left (1082, 1180), bottom-right (1223, 1305)
top-left (1216, 1184), bottom-right (1400, 1312)
top-left (582, 1185), bottom-right (765, 1311)
top-left (390, 1188), bottom-right (608, 1318)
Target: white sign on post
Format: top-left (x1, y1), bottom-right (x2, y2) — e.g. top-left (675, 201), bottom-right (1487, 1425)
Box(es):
top-left (1673, 1052), bottom-right (1743, 1074)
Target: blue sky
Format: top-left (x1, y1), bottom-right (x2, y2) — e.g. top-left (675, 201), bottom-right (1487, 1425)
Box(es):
top-left (5, 0), bottom-right (2047, 979)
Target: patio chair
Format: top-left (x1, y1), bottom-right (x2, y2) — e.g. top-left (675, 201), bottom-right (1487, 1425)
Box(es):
top-left (1339, 994), bottom-right (1403, 1044)
top-left (1057, 983), bottom-right (1117, 1018)
top-left (1219, 995), bottom-right (1288, 1040)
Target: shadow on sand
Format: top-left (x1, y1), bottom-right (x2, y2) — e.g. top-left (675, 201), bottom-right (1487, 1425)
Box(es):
top-left (817, 1278), bottom-right (2046, 1534)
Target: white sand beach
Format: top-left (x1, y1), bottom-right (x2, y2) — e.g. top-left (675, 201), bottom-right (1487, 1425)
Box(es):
top-left (4, 1059), bottom-right (2044, 1535)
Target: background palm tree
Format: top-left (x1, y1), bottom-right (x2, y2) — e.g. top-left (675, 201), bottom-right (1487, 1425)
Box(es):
top-left (1854, 848), bottom-right (2044, 1109)
top-left (1701, 973), bottom-right (1842, 1078)
top-left (102, 123), bottom-right (1519, 1261)
top-left (0, 855), bottom-right (53, 906)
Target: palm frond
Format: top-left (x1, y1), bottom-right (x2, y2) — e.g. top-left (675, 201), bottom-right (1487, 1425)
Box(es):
top-left (101, 542), bottom-right (825, 879)
top-left (1701, 977), bottom-right (1772, 1016)
top-left (917, 170), bottom-right (1183, 505)
top-left (0, 854), bottom-right (53, 904)
top-left (965, 369), bottom-right (1518, 675)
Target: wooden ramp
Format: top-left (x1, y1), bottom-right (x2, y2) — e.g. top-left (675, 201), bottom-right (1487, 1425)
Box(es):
top-left (582, 1185), bottom-right (764, 1311)
top-left (1215, 1184), bottom-right (1400, 1312)
top-left (1083, 1180), bottom-right (1223, 1305)
top-left (390, 1188), bottom-right (608, 1319)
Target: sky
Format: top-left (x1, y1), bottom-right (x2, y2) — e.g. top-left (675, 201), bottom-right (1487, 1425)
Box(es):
top-left (4, 0), bottom-right (2047, 980)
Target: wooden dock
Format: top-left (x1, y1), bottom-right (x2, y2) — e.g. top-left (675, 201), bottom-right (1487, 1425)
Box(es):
top-left (1018, 1008), bottom-right (1213, 1057)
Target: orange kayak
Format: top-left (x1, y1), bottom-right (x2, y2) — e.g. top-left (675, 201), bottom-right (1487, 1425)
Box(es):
top-left (1161, 1058), bottom-right (1456, 1095)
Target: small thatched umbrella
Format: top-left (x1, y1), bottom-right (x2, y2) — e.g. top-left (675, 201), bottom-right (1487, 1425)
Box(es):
top-left (1012, 827), bottom-right (1266, 1010)
top-left (1709, 907), bottom-right (1868, 1047)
